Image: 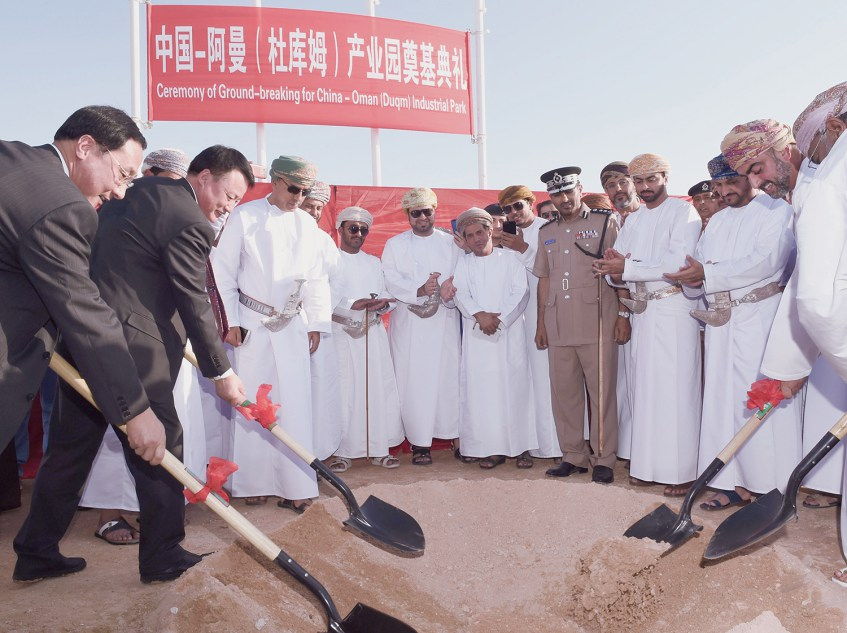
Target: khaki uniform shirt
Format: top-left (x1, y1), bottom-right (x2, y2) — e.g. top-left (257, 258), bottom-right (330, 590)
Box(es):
top-left (532, 204), bottom-right (620, 346)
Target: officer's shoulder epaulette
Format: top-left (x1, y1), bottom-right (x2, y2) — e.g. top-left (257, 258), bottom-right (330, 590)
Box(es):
top-left (539, 219), bottom-right (557, 230)
top-left (589, 208), bottom-right (612, 215)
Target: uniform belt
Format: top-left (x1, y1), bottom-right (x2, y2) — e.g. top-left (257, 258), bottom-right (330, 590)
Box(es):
top-left (690, 281), bottom-right (783, 327)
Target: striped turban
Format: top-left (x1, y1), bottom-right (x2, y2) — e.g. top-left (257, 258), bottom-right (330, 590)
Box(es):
top-left (628, 153), bottom-right (671, 177)
top-left (720, 119), bottom-right (794, 172)
top-left (305, 180), bottom-right (331, 204)
top-left (793, 82), bottom-right (847, 156)
top-left (599, 161), bottom-right (630, 186)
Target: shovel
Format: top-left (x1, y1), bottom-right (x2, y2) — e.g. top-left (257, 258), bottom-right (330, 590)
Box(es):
top-left (184, 349), bottom-right (424, 555)
top-left (624, 403), bottom-right (777, 552)
top-left (49, 352), bottom-right (417, 633)
top-left (704, 410), bottom-right (847, 561)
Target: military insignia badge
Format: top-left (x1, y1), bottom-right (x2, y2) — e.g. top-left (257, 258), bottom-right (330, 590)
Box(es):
top-left (575, 229), bottom-right (599, 240)
top-left (544, 238), bottom-right (556, 245)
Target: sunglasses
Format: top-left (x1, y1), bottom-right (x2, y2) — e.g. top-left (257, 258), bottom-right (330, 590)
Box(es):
top-left (409, 208), bottom-right (433, 218)
top-left (501, 200), bottom-right (527, 214)
top-left (346, 224), bottom-right (369, 236)
top-left (279, 176), bottom-right (311, 197)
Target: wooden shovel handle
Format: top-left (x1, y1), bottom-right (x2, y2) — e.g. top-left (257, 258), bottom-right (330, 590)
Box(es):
top-left (830, 411), bottom-right (847, 440)
top-left (183, 348), bottom-right (317, 465)
top-left (715, 405), bottom-right (775, 463)
top-left (49, 353), bottom-right (282, 561)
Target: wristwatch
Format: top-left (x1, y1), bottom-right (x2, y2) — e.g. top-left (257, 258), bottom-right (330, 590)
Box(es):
top-left (617, 311), bottom-right (630, 319)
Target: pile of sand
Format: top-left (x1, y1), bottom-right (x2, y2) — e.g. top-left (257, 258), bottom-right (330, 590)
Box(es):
top-left (150, 479), bottom-right (846, 633)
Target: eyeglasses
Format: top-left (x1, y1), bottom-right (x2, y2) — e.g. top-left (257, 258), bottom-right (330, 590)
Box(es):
top-left (409, 208), bottom-right (433, 218)
top-left (104, 148), bottom-right (135, 188)
top-left (279, 176), bottom-right (311, 197)
top-left (346, 224), bottom-right (369, 236)
top-left (501, 200), bottom-right (527, 214)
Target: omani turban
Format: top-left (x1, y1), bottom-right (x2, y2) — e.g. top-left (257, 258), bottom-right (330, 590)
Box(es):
top-left (628, 153), bottom-right (671, 177)
top-left (793, 82), bottom-right (847, 156)
top-left (335, 206), bottom-right (373, 229)
top-left (720, 119), bottom-right (794, 172)
top-left (401, 187), bottom-right (438, 210)
top-left (456, 207), bottom-right (492, 234)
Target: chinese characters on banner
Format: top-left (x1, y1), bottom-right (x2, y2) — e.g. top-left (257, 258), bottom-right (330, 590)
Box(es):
top-left (148, 5), bottom-right (474, 135)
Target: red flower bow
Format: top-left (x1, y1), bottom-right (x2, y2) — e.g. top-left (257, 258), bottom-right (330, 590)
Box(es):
top-left (745, 378), bottom-right (785, 411)
top-left (235, 384), bottom-right (281, 430)
top-left (183, 456), bottom-right (239, 504)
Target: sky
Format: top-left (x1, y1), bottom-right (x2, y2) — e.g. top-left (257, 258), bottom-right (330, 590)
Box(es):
top-left (1, 1), bottom-right (845, 196)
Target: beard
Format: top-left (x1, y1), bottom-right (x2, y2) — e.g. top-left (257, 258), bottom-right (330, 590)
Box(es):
top-left (613, 191), bottom-right (638, 211)
top-left (767, 159), bottom-right (793, 199)
top-left (638, 184), bottom-right (666, 203)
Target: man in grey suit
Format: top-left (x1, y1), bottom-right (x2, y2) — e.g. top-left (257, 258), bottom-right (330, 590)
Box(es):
top-left (14, 145), bottom-right (251, 583)
top-left (0, 106), bottom-right (168, 520)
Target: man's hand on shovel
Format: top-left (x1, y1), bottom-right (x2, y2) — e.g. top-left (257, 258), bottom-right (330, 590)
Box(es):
top-left (214, 372), bottom-right (247, 406)
top-left (125, 407), bottom-right (167, 466)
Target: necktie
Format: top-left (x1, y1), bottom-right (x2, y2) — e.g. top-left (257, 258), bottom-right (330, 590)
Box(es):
top-left (205, 259), bottom-right (228, 341)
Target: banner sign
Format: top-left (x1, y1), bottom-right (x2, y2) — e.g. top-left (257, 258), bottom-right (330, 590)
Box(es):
top-left (148, 5), bottom-right (474, 134)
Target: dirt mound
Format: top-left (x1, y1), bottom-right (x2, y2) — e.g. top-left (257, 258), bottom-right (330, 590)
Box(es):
top-left (563, 538), bottom-right (663, 630)
top-left (151, 479), bottom-right (846, 633)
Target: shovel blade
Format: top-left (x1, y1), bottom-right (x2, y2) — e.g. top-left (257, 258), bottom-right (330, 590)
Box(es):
top-left (337, 602), bottom-right (418, 633)
top-left (624, 503), bottom-right (678, 541)
top-left (661, 515), bottom-right (703, 552)
top-left (343, 495), bottom-right (425, 554)
top-left (703, 489), bottom-right (791, 560)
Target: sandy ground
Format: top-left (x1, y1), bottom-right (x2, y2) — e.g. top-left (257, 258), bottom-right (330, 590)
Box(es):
top-left (1, 456), bottom-right (845, 633)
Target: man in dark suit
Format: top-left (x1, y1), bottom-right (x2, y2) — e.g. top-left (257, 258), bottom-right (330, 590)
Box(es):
top-left (0, 106), bottom-right (168, 522)
top-left (14, 145), bottom-right (252, 583)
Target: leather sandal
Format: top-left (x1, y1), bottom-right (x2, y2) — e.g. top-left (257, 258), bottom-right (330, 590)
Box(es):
top-left (411, 446), bottom-right (433, 466)
top-left (515, 451), bottom-right (533, 469)
top-left (479, 455), bottom-right (506, 469)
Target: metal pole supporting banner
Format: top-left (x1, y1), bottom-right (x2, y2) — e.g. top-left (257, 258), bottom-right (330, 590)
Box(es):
top-left (368, 0), bottom-right (382, 186)
top-left (474, 0), bottom-right (488, 189)
top-left (130, 0), bottom-right (143, 126)
top-left (255, 0), bottom-right (267, 176)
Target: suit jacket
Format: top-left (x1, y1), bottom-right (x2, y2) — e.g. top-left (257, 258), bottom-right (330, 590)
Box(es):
top-left (0, 141), bottom-right (150, 449)
top-left (91, 176), bottom-right (229, 403)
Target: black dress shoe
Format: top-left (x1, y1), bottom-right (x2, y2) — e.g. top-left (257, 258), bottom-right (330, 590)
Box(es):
top-left (545, 462), bottom-right (588, 478)
top-left (13, 555), bottom-right (86, 582)
top-left (591, 465), bottom-right (614, 484)
top-left (140, 551), bottom-right (206, 584)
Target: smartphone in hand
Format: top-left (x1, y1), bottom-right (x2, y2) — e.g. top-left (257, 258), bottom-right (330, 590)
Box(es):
top-left (450, 218), bottom-right (459, 234)
top-left (502, 220), bottom-right (517, 235)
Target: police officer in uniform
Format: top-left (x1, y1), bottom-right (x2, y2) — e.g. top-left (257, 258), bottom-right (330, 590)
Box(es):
top-left (533, 166), bottom-right (627, 483)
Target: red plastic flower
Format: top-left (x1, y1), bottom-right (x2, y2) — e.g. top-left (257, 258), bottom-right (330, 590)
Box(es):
top-left (184, 456), bottom-right (239, 504)
top-left (235, 384), bottom-right (281, 430)
top-left (745, 378), bottom-right (785, 411)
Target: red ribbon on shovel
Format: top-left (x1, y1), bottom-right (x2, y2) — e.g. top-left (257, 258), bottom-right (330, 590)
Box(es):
top-left (745, 378), bottom-right (786, 412)
top-left (235, 384), bottom-right (281, 430)
top-left (184, 456), bottom-right (239, 504)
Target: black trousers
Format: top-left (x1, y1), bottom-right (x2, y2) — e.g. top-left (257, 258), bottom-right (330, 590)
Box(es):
top-left (13, 366), bottom-right (187, 576)
top-left (0, 439), bottom-right (21, 511)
